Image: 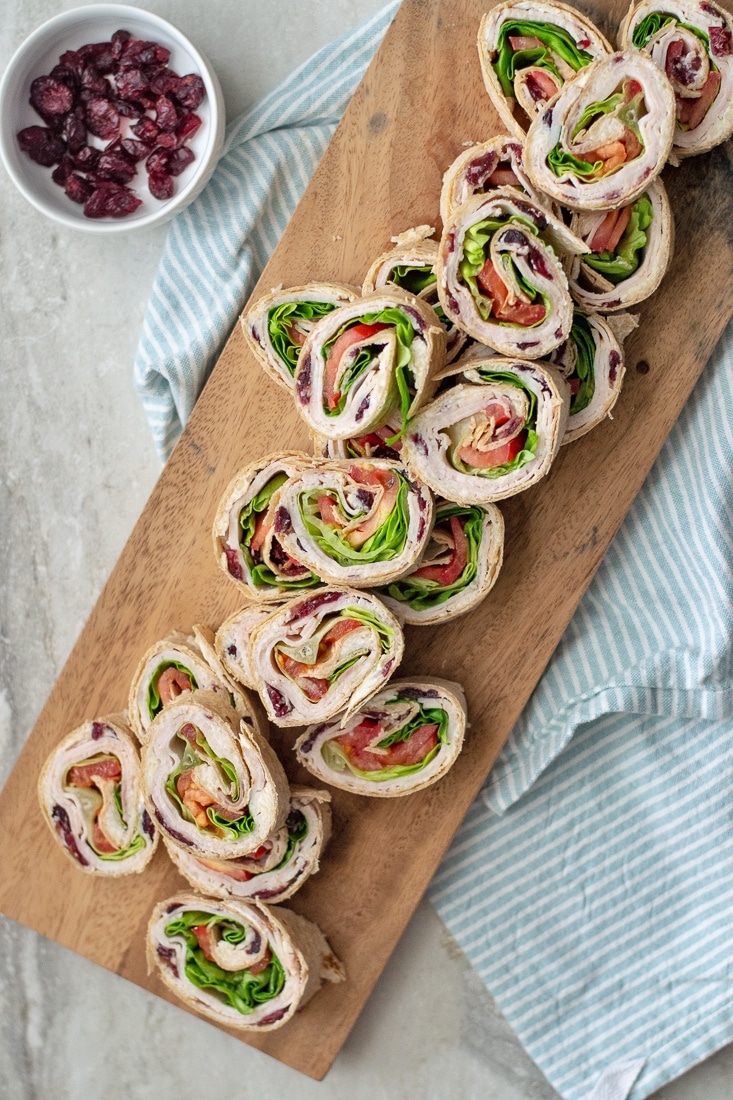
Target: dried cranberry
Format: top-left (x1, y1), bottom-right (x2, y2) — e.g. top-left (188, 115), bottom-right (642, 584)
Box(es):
top-left (167, 146), bottom-right (195, 176)
top-left (111, 29), bottom-right (131, 58)
top-left (156, 131), bottom-right (177, 149)
top-left (65, 173), bottom-right (94, 204)
top-left (120, 137), bottom-right (153, 161)
top-left (115, 67), bottom-right (149, 100)
top-left (132, 116), bottom-right (159, 142)
top-left (148, 172), bottom-right (173, 200)
top-left (176, 111), bottom-right (202, 143)
top-left (59, 49), bottom-right (85, 76)
top-left (49, 64), bottom-right (80, 97)
top-left (155, 95), bottom-right (179, 131)
top-left (62, 108), bottom-right (87, 153)
top-left (79, 42), bottom-right (117, 74)
top-left (114, 97), bottom-right (145, 119)
top-left (17, 126), bottom-right (66, 166)
top-left (145, 146), bottom-right (170, 175)
top-left (148, 67), bottom-right (180, 96)
top-left (85, 97), bottom-right (119, 139)
top-left (95, 150), bottom-right (136, 184)
top-left (71, 144), bottom-right (100, 171)
top-left (173, 73), bottom-right (205, 110)
top-left (30, 76), bottom-right (74, 118)
top-left (84, 183), bottom-right (142, 218)
top-left (51, 155), bottom-right (74, 186)
top-left (81, 65), bottom-right (110, 96)
top-left (120, 38), bottom-right (169, 68)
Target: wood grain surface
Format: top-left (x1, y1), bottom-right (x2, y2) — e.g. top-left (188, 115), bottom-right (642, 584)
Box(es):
top-left (1, 0), bottom-right (732, 1081)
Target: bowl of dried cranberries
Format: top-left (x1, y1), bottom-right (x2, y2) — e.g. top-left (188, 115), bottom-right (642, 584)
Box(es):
top-left (0, 4), bottom-right (225, 230)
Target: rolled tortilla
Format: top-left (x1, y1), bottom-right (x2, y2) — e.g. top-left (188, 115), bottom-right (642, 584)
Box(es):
top-left (402, 358), bottom-right (569, 503)
top-left (437, 188), bottom-right (587, 358)
top-left (148, 892), bottom-right (345, 1031)
top-left (292, 288), bottom-right (446, 441)
top-left (523, 50), bottom-right (676, 211)
top-left (565, 177), bottom-right (673, 312)
top-left (620, 0), bottom-right (733, 158)
top-left (478, 0), bottom-right (612, 137)
top-left (165, 786), bottom-right (331, 903)
top-left (362, 226), bottom-right (468, 363)
top-left (38, 714), bottom-right (157, 875)
top-left (312, 408), bottom-right (404, 462)
top-left (295, 679), bottom-right (466, 797)
top-left (250, 587), bottom-right (404, 727)
top-left (142, 690), bottom-right (289, 859)
top-left (379, 500), bottom-right (504, 625)
top-left (128, 626), bottom-right (252, 745)
top-left (216, 605), bottom-right (273, 692)
top-left (439, 135), bottom-right (555, 225)
top-left (551, 308), bottom-right (631, 444)
top-left (274, 458), bottom-right (433, 588)
top-left (241, 283), bottom-right (359, 393)
top-left (212, 452), bottom-right (320, 603)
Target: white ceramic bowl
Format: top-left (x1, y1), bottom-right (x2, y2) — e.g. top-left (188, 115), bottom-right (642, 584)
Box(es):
top-left (0, 4), bottom-right (225, 232)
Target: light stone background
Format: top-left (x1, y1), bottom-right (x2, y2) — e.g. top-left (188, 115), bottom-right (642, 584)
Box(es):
top-left (1, 2), bottom-right (731, 1098)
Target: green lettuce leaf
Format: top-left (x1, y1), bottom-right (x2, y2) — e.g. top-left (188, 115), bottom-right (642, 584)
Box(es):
top-left (98, 833), bottom-right (147, 861)
top-left (551, 81), bottom-right (647, 180)
top-left (572, 90), bottom-right (623, 138)
top-left (298, 477), bottom-right (409, 566)
top-left (342, 606), bottom-right (394, 652)
top-left (458, 217), bottom-right (549, 325)
top-left (584, 193), bottom-right (653, 283)
top-left (267, 300), bottom-right (336, 375)
top-left (452, 369), bottom-right (539, 479)
top-left (382, 504), bottom-right (484, 611)
top-left (390, 264), bottom-right (437, 295)
top-left (272, 810), bottom-right (308, 871)
top-left (164, 911), bottom-right (285, 1014)
top-left (567, 310), bottom-right (596, 415)
top-left (632, 13), bottom-right (712, 51)
top-left (147, 660), bottom-right (198, 720)
top-left (493, 19), bottom-right (594, 97)
top-left (238, 473), bottom-right (318, 592)
top-left (377, 703), bottom-right (449, 747)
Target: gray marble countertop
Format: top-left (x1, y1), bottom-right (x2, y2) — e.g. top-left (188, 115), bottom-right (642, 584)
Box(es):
top-left (1, 2), bottom-right (731, 1097)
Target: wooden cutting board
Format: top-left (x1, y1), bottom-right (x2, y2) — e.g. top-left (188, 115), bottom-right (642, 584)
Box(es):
top-left (2, 0), bottom-right (732, 1080)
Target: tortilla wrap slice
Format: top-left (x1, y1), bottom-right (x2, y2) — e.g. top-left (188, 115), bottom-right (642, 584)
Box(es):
top-left (362, 225), bottom-right (468, 363)
top-left (274, 457), bottom-right (433, 588)
top-left (38, 713), bottom-right (158, 876)
top-left (241, 282), bottom-right (359, 393)
top-left (212, 451), bottom-right (320, 603)
top-left (165, 785), bottom-right (331, 904)
top-left (439, 135), bottom-right (557, 225)
top-left (620, 0), bottom-right (733, 158)
top-left (148, 892), bottom-right (345, 1031)
top-left (478, 0), bottom-right (612, 137)
top-left (128, 626), bottom-right (254, 745)
top-left (437, 187), bottom-right (588, 358)
top-left (379, 500), bottom-right (504, 625)
top-left (216, 605), bottom-right (274, 692)
top-left (524, 50), bottom-right (676, 210)
top-left (402, 358), bottom-right (569, 504)
top-left (295, 678), bottom-right (467, 797)
top-left (292, 287), bottom-right (446, 441)
top-left (250, 587), bottom-right (404, 727)
top-left (551, 308), bottom-right (632, 444)
top-left (566, 177), bottom-right (673, 312)
top-left (142, 690), bottom-right (289, 859)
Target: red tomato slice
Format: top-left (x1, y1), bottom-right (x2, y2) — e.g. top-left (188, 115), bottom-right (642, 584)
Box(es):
top-left (192, 924), bottom-right (217, 961)
top-left (412, 515), bottom-right (468, 585)
top-left (477, 261), bottom-right (546, 326)
top-left (287, 322), bottom-right (307, 347)
top-left (678, 70), bottom-right (721, 130)
top-left (337, 716), bottom-right (383, 753)
top-left (67, 757), bottom-right (122, 788)
top-left (249, 508), bottom-right (272, 554)
top-left (488, 166), bottom-right (520, 187)
top-left (624, 78), bottom-right (643, 100)
top-left (322, 617), bottom-right (363, 644)
top-left (342, 722), bottom-right (440, 771)
top-left (588, 140), bottom-right (627, 175)
top-left (324, 322), bottom-right (391, 411)
top-left (621, 128), bottom-right (642, 162)
top-left (589, 205), bottom-right (632, 253)
top-left (92, 816), bottom-right (118, 854)
top-left (276, 653), bottom-right (329, 701)
top-left (249, 947), bottom-right (272, 976)
top-left (317, 494), bottom-right (343, 528)
top-left (458, 430), bottom-right (528, 470)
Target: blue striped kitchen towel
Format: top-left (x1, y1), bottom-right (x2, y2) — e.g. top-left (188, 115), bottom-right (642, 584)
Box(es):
top-left (134, 3), bottom-right (733, 1098)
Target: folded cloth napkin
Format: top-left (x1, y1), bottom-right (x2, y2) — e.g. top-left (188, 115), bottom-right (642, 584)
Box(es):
top-left (133, 5), bottom-right (733, 1098)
